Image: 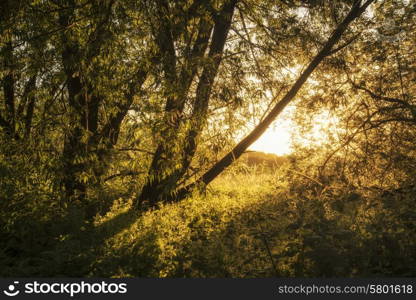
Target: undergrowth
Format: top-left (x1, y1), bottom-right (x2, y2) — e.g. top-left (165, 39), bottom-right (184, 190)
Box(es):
top-left (1, 166), bottom-right (415, 277)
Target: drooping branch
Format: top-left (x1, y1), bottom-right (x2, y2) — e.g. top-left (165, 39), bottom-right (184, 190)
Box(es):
top-left (350, 80), bottom-right (415, 118)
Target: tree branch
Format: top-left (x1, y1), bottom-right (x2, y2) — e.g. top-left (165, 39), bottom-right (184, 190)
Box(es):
top-left (172, 0), bottom-right (375, 202)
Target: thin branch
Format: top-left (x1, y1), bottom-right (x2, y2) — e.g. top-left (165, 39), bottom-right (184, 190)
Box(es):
top-left (349, 79), bottom-right (412, 109)
top-left (328, 32), bottom-right (362, 55)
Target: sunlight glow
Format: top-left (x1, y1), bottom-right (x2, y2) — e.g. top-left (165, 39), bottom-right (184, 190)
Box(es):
top-left (248, 106), bottom-right (296, 156)
top-left (249, 122), bottom-right (293, 156)
top-left (248, 109), bottom-right (339, 156)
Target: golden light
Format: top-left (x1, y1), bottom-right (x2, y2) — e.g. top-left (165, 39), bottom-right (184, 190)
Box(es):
top-left (249, 121), bottom-right (293, 156)
top-left (248, 109), bottom-right (339, 156)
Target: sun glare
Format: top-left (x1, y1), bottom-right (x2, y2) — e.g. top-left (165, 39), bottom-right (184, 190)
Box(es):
top-left (249, 122), bottom-right (293, 156)
top-left (248, 110), bottom-right (339, 156)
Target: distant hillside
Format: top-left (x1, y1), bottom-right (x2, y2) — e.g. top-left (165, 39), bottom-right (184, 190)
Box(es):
top-left (241, 151), bottom-right (288, 168)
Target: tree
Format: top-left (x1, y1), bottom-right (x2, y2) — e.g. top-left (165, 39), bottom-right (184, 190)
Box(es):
top-left (290, 0), bottom-right (415, 187)
top-left (1, 0), bottom-right (151, 215)
top-left (2, 0), bottom-right (410, 213)
top-left (136, 0), bottom-right (239, 205)
top-left (165, 0), bottom-right (375, 203)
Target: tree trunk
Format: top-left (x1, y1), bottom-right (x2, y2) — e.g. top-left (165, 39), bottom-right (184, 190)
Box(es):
top-left (172, 0), bottom-right (375, 202)
top-left (137, 0), bottom-right (238, 207)
top-left (1, 38), bottom-right (17, 139)
top-left (58, 0), bottom-right (119, 204)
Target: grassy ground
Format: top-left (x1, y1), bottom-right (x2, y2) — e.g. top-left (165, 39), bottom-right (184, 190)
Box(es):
top-left (2, 168), bottom-right (415, 277)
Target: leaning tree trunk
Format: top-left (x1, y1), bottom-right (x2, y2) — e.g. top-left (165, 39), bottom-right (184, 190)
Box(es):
top-left (171, 0), bottom-right (375, 202)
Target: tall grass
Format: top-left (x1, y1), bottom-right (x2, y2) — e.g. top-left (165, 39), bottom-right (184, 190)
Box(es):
top-left (89, 167), bottom-right (416, 277)
top-left (2, 164), bottom-right (415, 277)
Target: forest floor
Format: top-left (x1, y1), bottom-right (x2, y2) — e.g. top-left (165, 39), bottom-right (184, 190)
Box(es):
top-left (2, 169), bottom-right (415, 277)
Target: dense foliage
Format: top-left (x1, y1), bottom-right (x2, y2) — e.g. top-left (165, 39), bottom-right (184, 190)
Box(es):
top-left (0, 0), bottom-right (415, 277)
